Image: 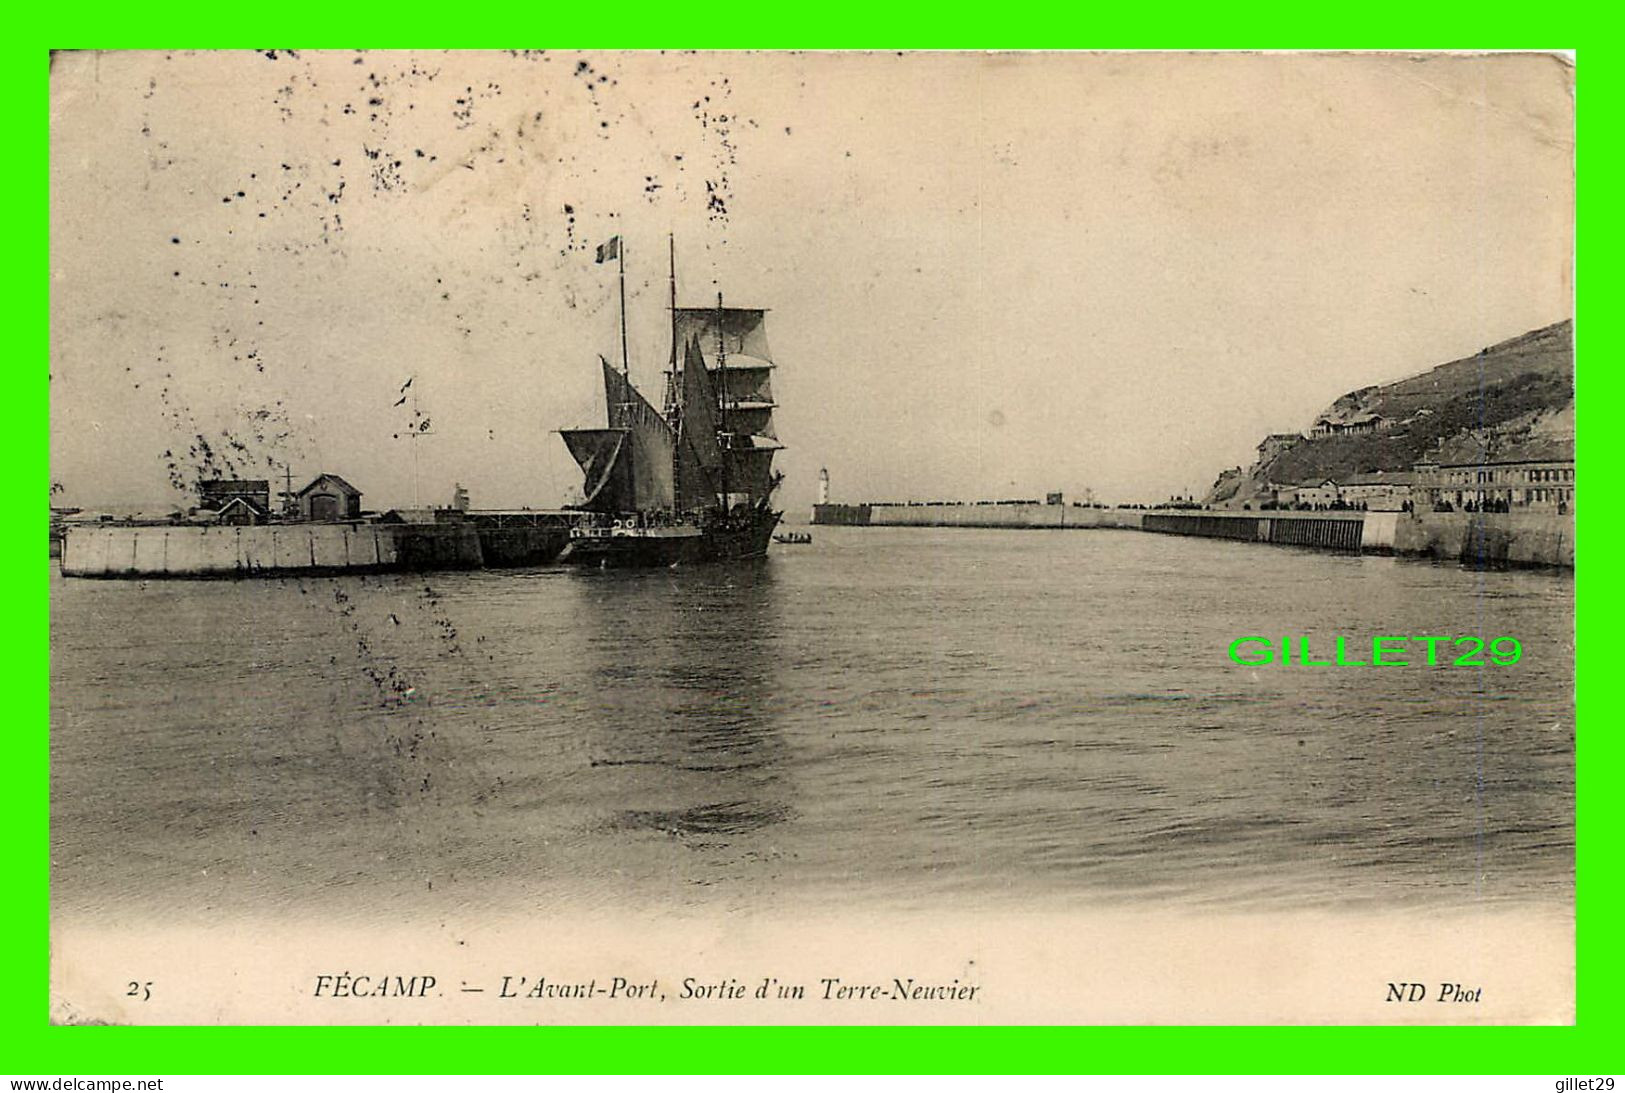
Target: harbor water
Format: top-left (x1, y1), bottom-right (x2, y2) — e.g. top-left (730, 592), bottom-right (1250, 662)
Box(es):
top-left (50, 527), bottom-right (1574, 929)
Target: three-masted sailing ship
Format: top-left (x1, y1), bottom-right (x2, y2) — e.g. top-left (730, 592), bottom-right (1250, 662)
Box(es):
top-left (558, 237), bottom-right (784, 566)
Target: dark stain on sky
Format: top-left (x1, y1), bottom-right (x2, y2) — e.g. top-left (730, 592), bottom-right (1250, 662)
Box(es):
top-left (124, 50), bottom-right (782, 513)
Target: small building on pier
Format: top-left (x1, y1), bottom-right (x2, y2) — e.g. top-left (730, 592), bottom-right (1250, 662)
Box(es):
top-left (196, 478), bottom-right (271, 514)
top-left (294, 473), bottom-right (364, 522)
top-left (214, 495), bottom-right (271, 526)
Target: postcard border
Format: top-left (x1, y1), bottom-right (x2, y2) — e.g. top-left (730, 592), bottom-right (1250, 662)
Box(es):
top-left (20, 17), bottom-right (1614, 1075)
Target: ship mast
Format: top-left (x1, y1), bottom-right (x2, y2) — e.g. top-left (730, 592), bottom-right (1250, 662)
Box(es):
top-left (666, 234), bottom-right (678, 413)
top-left (717, 289), bottom-right (729, 511)
top-left (618, 236), bottom-right (630, 376)
top-left (604, 234), bottom-right (632, 422)
top-left (667, 234), bottom-right (681, 502)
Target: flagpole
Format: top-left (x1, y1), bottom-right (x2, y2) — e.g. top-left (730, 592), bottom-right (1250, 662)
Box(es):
top-left (395, 375), bottom-right (431, 511)
top-left (618, 238), bottom-right (630, 376)
top-left (411, 392), bottom-right (421, 509)
top-left (668, 234), bottom-right (677, 371)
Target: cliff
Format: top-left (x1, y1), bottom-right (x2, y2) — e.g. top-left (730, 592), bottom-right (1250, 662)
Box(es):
top-left (1208, 320), bottom-right (1573, 504)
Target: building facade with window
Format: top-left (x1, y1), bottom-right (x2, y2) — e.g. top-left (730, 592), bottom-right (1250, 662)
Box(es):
top-left (1336, 470), bottom-right (1415, 511)
top-left (1413, 435), bottom-right (1574, 510)
top-left (1292, 480), bottom-right (1341, 507)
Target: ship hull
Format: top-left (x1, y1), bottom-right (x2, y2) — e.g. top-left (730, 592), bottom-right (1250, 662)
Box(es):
top-left (561, 508), bottom-right (782, 568)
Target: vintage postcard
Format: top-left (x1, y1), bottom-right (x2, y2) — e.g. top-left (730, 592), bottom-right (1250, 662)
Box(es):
top-left (49, 50), bottom-right (1575, 1025)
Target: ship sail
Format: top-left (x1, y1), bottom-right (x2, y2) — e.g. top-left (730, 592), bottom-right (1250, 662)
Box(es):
top-left (673, 306), bottom-right (784, 506)
top-left (559, 428), bottom-right (629, 513)
top-left (675, 335), bottom-right (724, 511)
top-left (562, 358), bottom-right (676, 512)
top-left (600, 357), bottom-right (676, 510)
top-left (674, 307), bottom-right (773, 367)
top-left (555, 237), bottom-right (785, 563)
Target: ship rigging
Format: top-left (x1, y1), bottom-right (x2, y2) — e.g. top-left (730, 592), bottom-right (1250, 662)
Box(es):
top-left (557, 235), bottom-right (784, 565)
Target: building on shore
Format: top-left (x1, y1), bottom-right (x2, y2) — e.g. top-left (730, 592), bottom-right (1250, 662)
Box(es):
top-left (1308, 412), bottom-right (1387, 438)
top-left (379, 507), bottom-right (459, 524)
top-left (294, 473), bottom-right (364, 522)
top-left (1255, 481), bottom-right (1298, 508)
top-left (1256, 433), bottom-right (1302, 463)
top-left (195, 478), bottom-right (271, 516)
top-left (213, 496), bottom-right (271, 526)
top-left (1336, 470), bottom-right (1416, 511)
top-left (1413, 435), bottom-right (1574, 510)
top-left (1292, 480), bottom-right (1341, 508)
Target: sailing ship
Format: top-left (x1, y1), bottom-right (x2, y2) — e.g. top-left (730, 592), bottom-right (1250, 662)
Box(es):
top-left (558, 237), bottom-right (784, 566)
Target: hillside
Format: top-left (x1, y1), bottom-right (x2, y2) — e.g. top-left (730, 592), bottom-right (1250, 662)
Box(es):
top-left (1207, 320), bottom-right (1573, 504)
top-left (1369, 320), bottom-right (1572, 417)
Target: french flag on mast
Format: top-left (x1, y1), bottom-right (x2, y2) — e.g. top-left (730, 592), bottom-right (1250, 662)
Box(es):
top-left (595, 235), bottom-right (621, 264)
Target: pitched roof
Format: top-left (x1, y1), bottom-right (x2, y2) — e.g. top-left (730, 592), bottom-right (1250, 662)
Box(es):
top-left (1433, 432), bottom-right (1573, 467)
top-left (199, 478), bottom-right (270, 492)
top-left (216, 495), bottom-right (269, 515)
top-left (379, 508), bottom-right (437, 524)
top-left (1499, 435), bottom-right (1575, 463)
top-left (295, 473), bottom-right (361, 497)
top-left (1341, 471), bottom-right (1416, 487)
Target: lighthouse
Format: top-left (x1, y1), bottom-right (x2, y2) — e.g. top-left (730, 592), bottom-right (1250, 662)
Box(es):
top-left (817, 467), bottom-right (830, 506)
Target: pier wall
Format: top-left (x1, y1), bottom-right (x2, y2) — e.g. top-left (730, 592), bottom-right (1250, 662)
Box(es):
top-left (1394, 512), bottom-right (1574, 568)
top-left (1140, 510), bottom-right (1572, 568)
top-left (62, 523), bottom-right (484, 578)
top-left (1142, 511), bottom-right (1366, 551)
top-left (810, 503), bottom-right (873, 526)
top-left (1361, 512), bottom-right (1400, 552)
top-left (62, 509), bottom-right (1573, 575)
top-left (866, 504), bottom-right (1144, 529)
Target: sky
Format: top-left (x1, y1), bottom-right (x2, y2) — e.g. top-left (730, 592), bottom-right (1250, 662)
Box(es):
top-left (49, 50), bottom-right (1574, 512)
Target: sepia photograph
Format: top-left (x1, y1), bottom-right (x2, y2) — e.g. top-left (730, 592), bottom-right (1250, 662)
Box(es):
top-left (48, 49), bottom-right (1575, 1026)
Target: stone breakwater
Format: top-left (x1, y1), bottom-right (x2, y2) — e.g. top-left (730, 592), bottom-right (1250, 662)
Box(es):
top-left (1394, 511), bottom-right (1575, 569)
top-left (1144, 511), bottom-right (1374, 552)
top-left (812, 503), bottom-right (1572, 569)
top-left (63, 508), bottom-right (1574, 576)
top-left (851, 503), bottom-right (1143, 530)
top-left (1100, 510), bottom-right (1571, 568)
top-left (61, 523), bottom-right (486, 578)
